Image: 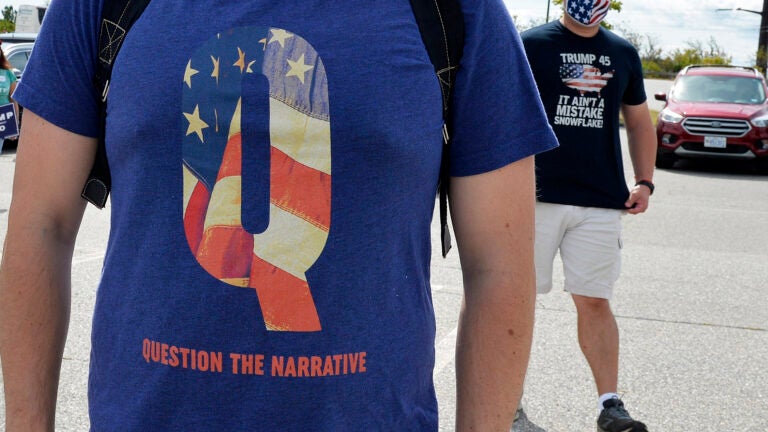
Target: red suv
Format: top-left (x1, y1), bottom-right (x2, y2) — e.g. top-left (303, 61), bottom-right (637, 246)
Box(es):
top-left (654, 65), bottom-right (768, 172)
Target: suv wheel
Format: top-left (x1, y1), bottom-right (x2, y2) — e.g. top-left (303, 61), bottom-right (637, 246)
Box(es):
top-left (755, 158), bottom-right (768, 175)
top-left (655, 150), bottom-right (676, 169)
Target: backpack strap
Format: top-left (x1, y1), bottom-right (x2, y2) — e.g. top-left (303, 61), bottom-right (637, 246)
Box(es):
top-left (408, 0), bottom-right (464, 257)
top-left (81, 0), bottom-right (152, 208)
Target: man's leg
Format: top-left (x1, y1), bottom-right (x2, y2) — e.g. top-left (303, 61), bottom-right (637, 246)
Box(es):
top-left (560, 207), bottom-right (622, 395)
top-left (561, 208), bottom-right (646, 431)
top-left (571, 294), bottom-right (618, 395)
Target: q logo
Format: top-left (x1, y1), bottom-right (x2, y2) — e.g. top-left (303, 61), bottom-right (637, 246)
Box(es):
top-left (181, 27), bottom-right (331, 332)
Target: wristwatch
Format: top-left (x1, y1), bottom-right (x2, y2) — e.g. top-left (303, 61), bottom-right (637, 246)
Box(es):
top-left (635, 179), bottom-right (655, 195)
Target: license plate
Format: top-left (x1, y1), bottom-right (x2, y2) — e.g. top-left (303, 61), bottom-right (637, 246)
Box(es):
top-left (704, 136), bottom-right (727, 148)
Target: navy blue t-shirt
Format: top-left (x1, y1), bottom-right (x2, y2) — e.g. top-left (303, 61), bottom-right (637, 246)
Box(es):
top-left (14, 0), bottom-right (557, 430)
top-left (522, 21), bottom-right (646, 209)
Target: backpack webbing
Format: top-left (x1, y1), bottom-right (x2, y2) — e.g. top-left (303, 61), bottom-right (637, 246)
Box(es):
top-left (81, 0), bottom-right (464, 257)
top-left (408, 0), bottom-right (464, 257)
top-left (81, 0), bottom-right (152, 209)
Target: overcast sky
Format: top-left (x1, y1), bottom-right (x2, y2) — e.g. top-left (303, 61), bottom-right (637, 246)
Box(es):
top-left (505, 0), bottom-right (763, 66)
top-left (1, 0), bottom-right (763, 66)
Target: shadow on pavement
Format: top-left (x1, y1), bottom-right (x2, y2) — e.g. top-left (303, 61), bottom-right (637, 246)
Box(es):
top-left (512, 409), bottom-right (548, 432)
top-left (661, 158), bottom-right (768, 179)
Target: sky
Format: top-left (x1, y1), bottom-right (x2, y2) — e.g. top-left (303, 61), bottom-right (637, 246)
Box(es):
top-left (504, 0), bottom-right (763, 66)
top-left (0, 0), bottom-right (763, 66)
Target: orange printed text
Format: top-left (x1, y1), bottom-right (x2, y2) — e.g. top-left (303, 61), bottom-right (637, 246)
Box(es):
top-left (271, 352), bottom-right (367, 377)
top-left (142, 338), bottom-right (223, 373)
top-left (230, 353), bottom-right (266, 375)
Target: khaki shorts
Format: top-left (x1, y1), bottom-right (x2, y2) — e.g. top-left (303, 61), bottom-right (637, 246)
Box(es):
top-left (534, 202), bottom-right (623, 300)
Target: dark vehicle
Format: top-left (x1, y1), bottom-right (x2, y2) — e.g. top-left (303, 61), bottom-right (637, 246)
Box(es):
top-left (654, 65), bottom-right (768, 172)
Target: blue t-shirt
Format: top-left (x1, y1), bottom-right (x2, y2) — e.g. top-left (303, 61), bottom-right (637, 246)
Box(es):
top-left (15, 0), bottom-right (557, 430)
top-left (522, 21), bottom-right (647, 209)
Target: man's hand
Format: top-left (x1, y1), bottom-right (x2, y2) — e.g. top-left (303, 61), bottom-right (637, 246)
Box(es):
top-left (621, 101), bottom-right (656, 215)
top-left (624, 184), bottom-right (651, 214)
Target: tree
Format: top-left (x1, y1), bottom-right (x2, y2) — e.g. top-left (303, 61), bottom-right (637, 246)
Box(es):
top-left (642, 38), bottom-right (732, 78)
top-left (2, 5), bottom-right (16, 23)
top-left (641, 35), bottom-right (663, 63)
top-left (0, 6), bottom-right (15, 33)
top-left (614, 23), bottom-right (642, 51)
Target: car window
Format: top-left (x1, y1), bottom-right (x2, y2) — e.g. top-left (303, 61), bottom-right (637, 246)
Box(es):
top-left (672, 75), bottom-right (766, 104)
top-left (7, 50), bottom-right (29, 75)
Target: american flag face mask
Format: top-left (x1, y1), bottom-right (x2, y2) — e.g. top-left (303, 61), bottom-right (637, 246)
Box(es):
top-left (565, 0), bottom-right (610, 27)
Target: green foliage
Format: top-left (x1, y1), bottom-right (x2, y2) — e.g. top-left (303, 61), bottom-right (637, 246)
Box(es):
top-left (0, 21), bottom-right (14, 33)
top-left (641, 61), bottom-right (665, 77)
top-left (0, 5), bottom-right (15, 33)
top-left (639, 37), bottom-right (734, 78)
top-left (2, 5), bottom-right (16, 22)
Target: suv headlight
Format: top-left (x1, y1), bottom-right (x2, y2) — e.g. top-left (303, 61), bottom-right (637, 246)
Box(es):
top-left (752, 115), bottom-right (768, 127)
top-left (659, 108), bottom-right (683, 124)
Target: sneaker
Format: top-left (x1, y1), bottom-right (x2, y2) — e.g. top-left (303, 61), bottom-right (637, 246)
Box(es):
top-left (596, 398), bottom-right (647, 432)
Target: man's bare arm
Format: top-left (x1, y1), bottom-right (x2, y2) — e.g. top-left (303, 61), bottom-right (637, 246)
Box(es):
top-left (622, 102), bottom-right (656, 214)
top-left (450, 156), bottom-right (537, 431)
top-left (0, 110), bottom-right (96, 431)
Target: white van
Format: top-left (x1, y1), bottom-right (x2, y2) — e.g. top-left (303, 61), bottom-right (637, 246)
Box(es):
top-left (14, 5), bottom-right (46, 34)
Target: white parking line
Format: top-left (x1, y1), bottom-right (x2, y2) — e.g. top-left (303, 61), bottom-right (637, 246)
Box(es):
top-left (433, 326), bottom-right (457, 379)
top-left (73, 253), bottom-right (105, 265)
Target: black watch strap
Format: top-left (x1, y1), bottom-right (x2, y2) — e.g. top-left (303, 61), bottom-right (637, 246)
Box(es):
top-left (635, 180), bottom-right (655, 195)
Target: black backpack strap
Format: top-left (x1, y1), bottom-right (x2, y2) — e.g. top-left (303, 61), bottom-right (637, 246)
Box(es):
top-left (82, 0), bottom-right (152, 208)
top-left (408, 0), bottom-right (464, 257)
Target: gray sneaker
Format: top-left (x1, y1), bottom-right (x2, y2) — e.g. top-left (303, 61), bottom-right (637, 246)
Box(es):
top-left (596, 398), bottom-right (647, 432)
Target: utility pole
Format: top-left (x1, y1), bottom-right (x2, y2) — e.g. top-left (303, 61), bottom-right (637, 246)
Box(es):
top-left (546, 0), bottom-right (551, 22)
top-left (759, 0), bottom-right (768, 72)
top-left (717, 3), bottom-right (768, 72)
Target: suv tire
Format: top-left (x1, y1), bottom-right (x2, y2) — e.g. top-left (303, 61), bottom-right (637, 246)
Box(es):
top-left (755, 158), bottom-right (768, 175)
top-left (655, 150), bottom-right (676, 169)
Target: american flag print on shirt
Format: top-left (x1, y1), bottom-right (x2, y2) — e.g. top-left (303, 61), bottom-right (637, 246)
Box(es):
top-left (566, 0), bottom-right (610, 26)
top-left (559, 64), bottom-right (614, 95)
top-left (182, 26), bottom-right (331, 332)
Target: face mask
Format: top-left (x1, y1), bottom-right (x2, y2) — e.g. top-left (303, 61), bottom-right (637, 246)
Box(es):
top-left (565, 0), bottom-right (610, 27)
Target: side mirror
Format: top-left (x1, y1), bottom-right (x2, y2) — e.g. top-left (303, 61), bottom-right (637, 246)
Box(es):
top-left (654, 92), bottom-right (667, 102)
top-left (12, 68), bottom-right (21, 80)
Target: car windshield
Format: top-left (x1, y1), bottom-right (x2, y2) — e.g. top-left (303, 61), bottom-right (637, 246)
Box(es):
top-left (672, 75), bottom-right (766, 104)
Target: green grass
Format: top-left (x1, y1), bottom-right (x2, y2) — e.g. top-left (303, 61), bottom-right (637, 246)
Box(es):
top-left (619, 109), bottom-right (659, 127)
top-left (650, 109), bottom-right (659, 126)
